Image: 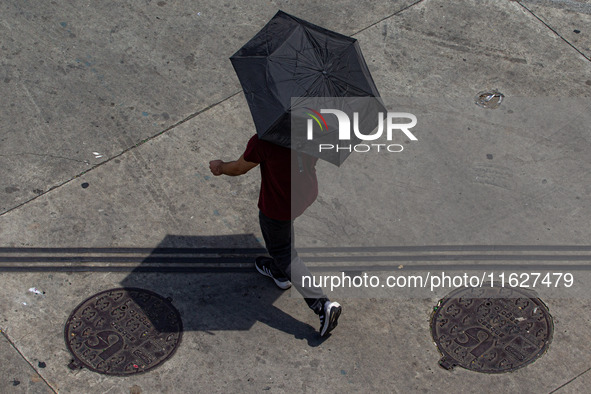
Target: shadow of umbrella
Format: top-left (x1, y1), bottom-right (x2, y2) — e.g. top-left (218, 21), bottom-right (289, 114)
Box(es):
top-left (118, 234), bottom-right (325, 346)
top-left (64, 234), bottom-right (332, 374)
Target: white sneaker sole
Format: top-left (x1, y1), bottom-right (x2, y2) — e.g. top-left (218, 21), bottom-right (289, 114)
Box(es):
top-left (320, 302), bottom-right (342, 337)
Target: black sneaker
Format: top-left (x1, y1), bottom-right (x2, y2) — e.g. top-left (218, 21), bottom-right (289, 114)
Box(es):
top-left (255, 256), bottom-right (292, 290)
top-left (319, 301), bottom-right (342, 337)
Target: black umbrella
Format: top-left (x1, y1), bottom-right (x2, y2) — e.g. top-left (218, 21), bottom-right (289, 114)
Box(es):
top-left (230, 10), bottom-right (385, 166)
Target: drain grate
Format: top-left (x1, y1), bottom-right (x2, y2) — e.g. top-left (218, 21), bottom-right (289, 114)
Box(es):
top-left (65, 288), bottom-right (182, 375)
top-left (431, 286), bottom-right (553, 373)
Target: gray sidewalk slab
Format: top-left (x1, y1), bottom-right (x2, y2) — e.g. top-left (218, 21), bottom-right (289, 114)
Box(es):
top-left (0, 332), bottom-right (52, 394)
top-left (366, 0), bottom-right (590, 97)
top-left (0, 0), bottom-right (417, 215)
top-left (1, 0), bottom-right (591, 393)
top-left (520, 0), bottom-right (591, 60)
top-left (554, 368), bottom-right (591, 394)
top-left (1, 271), bottom-right (590, 393)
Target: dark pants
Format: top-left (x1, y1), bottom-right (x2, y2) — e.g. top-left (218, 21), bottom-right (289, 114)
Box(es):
top-left (258, 211), bottom-right (327, 313)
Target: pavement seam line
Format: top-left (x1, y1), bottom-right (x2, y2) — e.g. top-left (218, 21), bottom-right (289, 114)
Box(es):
top-left (1, 330), bottom-right (58, 394)
top-left (549, 366), bottom-right (591, 393)
top-left (351, 0), bottom-right (426, 36)
top-left (518, 1), bottom-right (591, 62)
top-left (0, 91), bottom-right (242, 218)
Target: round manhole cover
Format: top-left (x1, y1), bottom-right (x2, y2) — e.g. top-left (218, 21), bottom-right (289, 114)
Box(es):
top-left (65, 288), bottom-right (183, 375)
top-left (431, 286), bottom-right (553, 373)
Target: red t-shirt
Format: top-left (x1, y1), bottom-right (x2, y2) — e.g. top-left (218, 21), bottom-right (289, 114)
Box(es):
top-left (243, 134), bottom-right (318, 220)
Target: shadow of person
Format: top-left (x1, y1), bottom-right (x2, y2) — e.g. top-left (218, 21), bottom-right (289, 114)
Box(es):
top-left (119, 234), bottom-right (327, 347)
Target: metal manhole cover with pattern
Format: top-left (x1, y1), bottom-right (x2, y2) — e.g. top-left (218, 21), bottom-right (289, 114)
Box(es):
top-left (65, 288), bottom-right (183, 375)
top-left (431, 286), bottom-right (553, 373)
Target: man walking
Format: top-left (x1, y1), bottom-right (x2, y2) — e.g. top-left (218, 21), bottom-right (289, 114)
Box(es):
top-left (210, 134), bottom-right (341, 337)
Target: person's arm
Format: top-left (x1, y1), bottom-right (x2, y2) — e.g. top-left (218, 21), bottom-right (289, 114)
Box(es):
top-left (209, 154), bottom-right (258, 176)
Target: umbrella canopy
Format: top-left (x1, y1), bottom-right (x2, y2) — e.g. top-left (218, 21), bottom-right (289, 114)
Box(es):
top-left (230, 10), bottom-right (384, 165)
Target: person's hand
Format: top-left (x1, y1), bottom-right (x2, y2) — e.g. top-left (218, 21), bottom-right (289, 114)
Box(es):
top-left (209, 160), bottom-right (224, 176)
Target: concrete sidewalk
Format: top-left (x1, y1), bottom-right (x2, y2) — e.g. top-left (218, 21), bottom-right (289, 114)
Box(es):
top-left (1, 0), bottom-right (590, 392)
